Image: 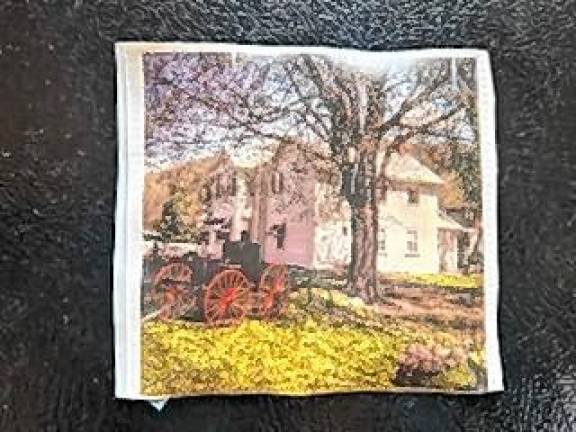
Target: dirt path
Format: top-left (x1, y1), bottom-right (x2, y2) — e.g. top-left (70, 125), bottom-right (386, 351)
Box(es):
top-left (373, 286), bottom-right (483, 329)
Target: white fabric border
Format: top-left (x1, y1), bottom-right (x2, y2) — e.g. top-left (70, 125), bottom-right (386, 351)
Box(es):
top-left (476, 51), bottom-right (503, 392)
top-left (113, 43), bottom-right (503, 402)
top-left (114, 45), bottom-right (153, 400)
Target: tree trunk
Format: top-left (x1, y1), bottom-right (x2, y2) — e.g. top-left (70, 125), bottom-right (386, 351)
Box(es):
top-left (345, 153), bottom-right (379, 303)
top-left (348, 200), bottom-right (379, 303)
top-left (463, 216), bottom-right (481, 273)
top-left (259, 172), bottom-right (269, 258)
top-left (251, 169), bottom-right (269, 258)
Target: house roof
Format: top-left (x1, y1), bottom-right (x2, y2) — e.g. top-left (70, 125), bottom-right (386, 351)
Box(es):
top-left (385, 152), bottom-right (444, 185)
top-left (380, 214), bottom-right (408, 229)
top-left (437, 211), bottom-right (470, 231)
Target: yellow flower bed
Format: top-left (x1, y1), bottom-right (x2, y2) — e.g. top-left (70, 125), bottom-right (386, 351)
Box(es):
top-left (385, 273), bottom-right (482, 289)
top-left (141, 316), bottom-right (480, 396)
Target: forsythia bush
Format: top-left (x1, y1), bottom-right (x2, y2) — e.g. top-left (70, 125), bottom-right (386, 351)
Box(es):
top-left (393, 343), bottom-right (479, 389)
top-left (142, 319), bottom-right (401, 395)
top-left (141, 288), bottom-right (484, 396)
top-left (385, 273), bottom-right (482, 290)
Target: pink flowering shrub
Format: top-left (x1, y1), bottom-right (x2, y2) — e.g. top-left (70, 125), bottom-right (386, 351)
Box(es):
top-left (393, 343), bottom-right (467, 387)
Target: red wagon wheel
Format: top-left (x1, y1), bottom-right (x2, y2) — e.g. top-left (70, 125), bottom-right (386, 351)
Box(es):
top-left (204, 269), bottom-right (250, 326)
top-left (258, 264), bottom-right (290, 319)
top-left (153, 262), bottom-right (193, 287)
top-left (149, 262), bottom-right (193, 321)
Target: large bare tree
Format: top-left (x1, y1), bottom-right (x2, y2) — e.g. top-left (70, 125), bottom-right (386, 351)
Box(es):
top-left (144, 52), bottom-right (474, 303)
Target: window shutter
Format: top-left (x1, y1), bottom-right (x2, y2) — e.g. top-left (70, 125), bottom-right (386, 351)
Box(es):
top-left (215, 174), bottom-right (223, 198)
top-left (229, 175), bottom-right (237, 197)
top-left (200, 184), bottom-right (211, 203)
top-left (271, 172), bottom-right (284, 194)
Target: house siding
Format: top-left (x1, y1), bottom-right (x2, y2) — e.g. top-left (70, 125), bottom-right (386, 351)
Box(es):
top-left (260, 155), bottom-right (317, 267)
top-left (189, 151), bottom-right (463, 275)
top-left (376, 183), bottom-right (441, 273)
top-left (312, 181), bottom-right (444, 274)
top-left (312, 182), bottom-right (350, 269)
top-left (312, 219), bottom-right (351, 269)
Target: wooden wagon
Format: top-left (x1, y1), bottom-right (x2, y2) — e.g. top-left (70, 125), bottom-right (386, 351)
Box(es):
top-left (143, 240), bottom-right (290, 326)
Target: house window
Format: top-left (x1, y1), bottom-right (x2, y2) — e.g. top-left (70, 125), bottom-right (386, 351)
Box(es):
top-left (408, 189), bottom-right (419, 205)
top-left (271, 223), bottom-right (286, 249)
top-left (199, 231), bottom-right (210, 245)
top-left (215, 174), bottom-right (223, 198)
top-left (228, 175), bottom-right (237, 197)
top-left (378, 227), bottom-right (386, 254)
top-left (271, 172), bottom-right (284, 194)
top-left (216, 230), bottom-right (230, 241)
top-left (200, 184), bottom-right (212, 203)
top-left (406, 229), bottom-right (418, 255)
top-left (342, 226), bottom-right (348, 236)
top-left (212, 174), bottom-right (237, 197)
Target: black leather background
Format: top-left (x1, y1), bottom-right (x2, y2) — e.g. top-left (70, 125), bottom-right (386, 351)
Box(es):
top-left (1, 1), bottom-right (575, 431)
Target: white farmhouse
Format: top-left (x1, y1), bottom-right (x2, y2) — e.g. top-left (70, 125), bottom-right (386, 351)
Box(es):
top-left (170, 145), bottom-right (469, 274)
top-left (311, 152), bottom-right (468, 274)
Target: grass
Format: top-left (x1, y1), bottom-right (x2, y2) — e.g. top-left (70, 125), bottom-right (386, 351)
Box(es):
top-left (291, 268), bottom-right (483, 291)
top-left (141, 287), bottom-right (485, 396)
top-left (383, 273), bottom-right (483, 290)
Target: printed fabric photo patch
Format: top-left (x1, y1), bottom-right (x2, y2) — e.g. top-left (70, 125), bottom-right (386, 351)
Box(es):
top-left (114, 43), bottom-right (502, 401)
